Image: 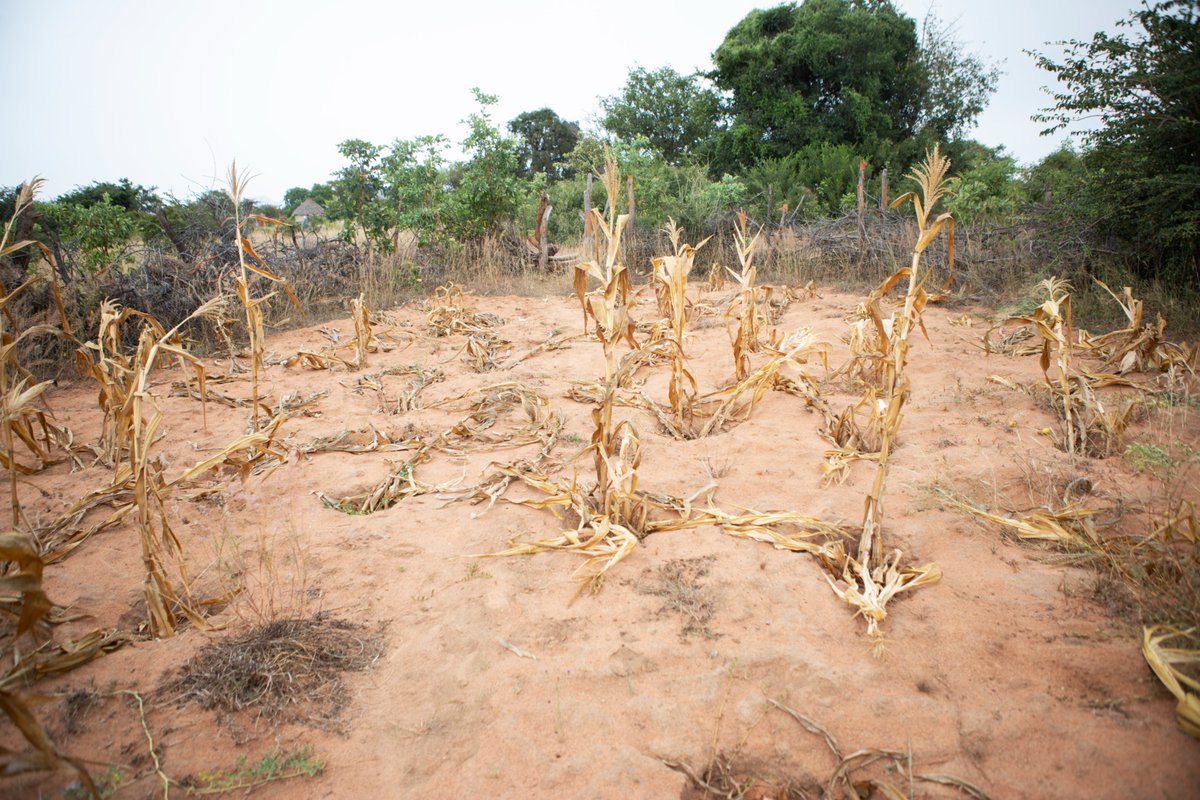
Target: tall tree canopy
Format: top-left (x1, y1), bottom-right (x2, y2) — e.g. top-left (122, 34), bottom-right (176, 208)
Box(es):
top-left (508, 108), bottom-right (581, 180)
top-left (1031, 0), bottom-right (1199, 275)
top-left (599, 66), bottom-right (723, 164)
top-left (712, 0), bottom-right (925, 165)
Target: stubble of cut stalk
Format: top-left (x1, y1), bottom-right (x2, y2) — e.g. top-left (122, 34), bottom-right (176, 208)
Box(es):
top-left (351, 294), bottom-right (371, 369)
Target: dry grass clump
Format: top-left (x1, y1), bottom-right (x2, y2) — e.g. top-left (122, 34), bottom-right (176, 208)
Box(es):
top-left (639, 557), bottom-right (717, 639)
top-left (164, 615), bottom-right (384, 726)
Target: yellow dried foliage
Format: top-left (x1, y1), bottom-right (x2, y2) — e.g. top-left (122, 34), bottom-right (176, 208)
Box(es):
top-left (1142, 625), bottom-right (1200, 739)
top-left (426, 283), bottom-right (503, 337)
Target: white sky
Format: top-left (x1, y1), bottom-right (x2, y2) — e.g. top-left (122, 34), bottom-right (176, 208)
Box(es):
top-left (1, 0), bottom-right (1138, 204)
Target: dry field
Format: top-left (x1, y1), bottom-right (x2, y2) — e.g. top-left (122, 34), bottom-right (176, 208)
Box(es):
top-left (3, 161), bottom-right (1198, 799)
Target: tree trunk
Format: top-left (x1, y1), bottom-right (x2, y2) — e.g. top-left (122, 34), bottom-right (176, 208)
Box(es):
top-left (856, 160), bottom-right (866, 258)
top-left (535, 191), bottom-right (552, 270)
top-left (155, 207), bottom-right (191, 262)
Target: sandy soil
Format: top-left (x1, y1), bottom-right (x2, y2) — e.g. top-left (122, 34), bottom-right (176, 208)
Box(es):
top-left (5, 283), bottom-right (1198, 799)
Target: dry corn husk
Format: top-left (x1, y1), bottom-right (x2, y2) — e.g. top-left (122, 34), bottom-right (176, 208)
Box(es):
top-left (1142, 625), bottom-right (1200, 739)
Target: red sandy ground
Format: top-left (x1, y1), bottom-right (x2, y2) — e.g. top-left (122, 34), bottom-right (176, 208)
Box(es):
top-left (5, 284), bottom-right (1199, 799)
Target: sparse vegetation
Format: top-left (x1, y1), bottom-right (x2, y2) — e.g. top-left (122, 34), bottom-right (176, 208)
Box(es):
top-left (3, 1), bottom-right (1199, 795)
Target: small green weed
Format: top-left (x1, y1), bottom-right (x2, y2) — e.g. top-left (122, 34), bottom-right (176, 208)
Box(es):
top-left (1124, 442), bottom-right (1171, 473)
top-left (1124, 441), bottom-right (1199, 476)
top-left (190, 746), bottom-right (324, 794)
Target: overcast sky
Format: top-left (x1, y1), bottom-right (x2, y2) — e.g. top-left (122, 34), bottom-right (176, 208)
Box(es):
top-left (1, 0), bottom-right (1139, 204)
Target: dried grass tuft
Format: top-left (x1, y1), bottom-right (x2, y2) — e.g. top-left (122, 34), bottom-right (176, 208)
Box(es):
top-left (165, 615), bottom-right (384, 727)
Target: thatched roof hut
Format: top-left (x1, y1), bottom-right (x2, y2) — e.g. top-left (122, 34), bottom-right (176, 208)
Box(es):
top-left (293, 198), bottom-right (325, 224)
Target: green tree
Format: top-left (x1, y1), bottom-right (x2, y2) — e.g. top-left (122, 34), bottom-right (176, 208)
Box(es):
top-left (37, 193), bottom-right (138, 279)
top-left (599, 66), bottom-right (723, 165)
top-left (712, 1), bottom-right (926, 167)
top-left (1021, 144), bottom-right (1085, 205)
top-left (380, 135), bottom-right (449, 247)
top-left (444, 89), bottom-right (523, 240)
top-left (57, 178), bottom-right (160, 213)
top-left (1030, 1), bottom-right (1200, 275)
top-left (283, 186), bottom-right (308, 213)
top-left (328, 139), bottom-right (396, 248)
top-left (508, 108), bottom-right (581, 180)
top-left (944, 147), bottom-right (1022, 222)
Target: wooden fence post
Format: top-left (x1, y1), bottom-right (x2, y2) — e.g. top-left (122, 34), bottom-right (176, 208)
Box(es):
top-left (856, 159), bottom-right (867, 255)
top-left (536, 191), bottom-right (552, 271)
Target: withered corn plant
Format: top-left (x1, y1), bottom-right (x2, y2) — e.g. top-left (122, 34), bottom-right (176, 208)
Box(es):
top-left (426, 282), bottom-right (503, 337)
top-left (1017, 278), bottom-right (1141, 456)
top-left (829, 146), bottom-right (952, 637)
top-left (0, 181), bottom-right (105, 794)
top-left (0, 533), bottom-right (100, 796)
top-left (73, 292), bottom-right (286, 636)
top-left (127, 300), bottom-right (223, 636)
top-left (724, 210), bottom-right (765, 381)
top-left (577, 151), bottom-right (640, 522)
top-left (481, 152), bottom-right (652, 594)
top-left (652, 219), bottom-right (710, 435)
top-left (573, 175), bottom-right (632, 338)
top-left (77, 301), bottom-right (170, 466)
top-left (1, 183), bottom-right (43, 528)
top-left (1088, 281), bottom-right (1193, 375)
top-left (227, 162), bottom-right (299, 430)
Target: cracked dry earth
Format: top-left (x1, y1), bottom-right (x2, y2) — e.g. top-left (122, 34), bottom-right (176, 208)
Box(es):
top-left (7, 284), bottom-right (1199, 799)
